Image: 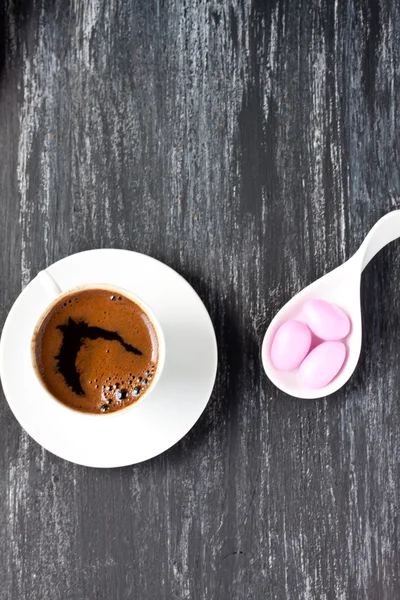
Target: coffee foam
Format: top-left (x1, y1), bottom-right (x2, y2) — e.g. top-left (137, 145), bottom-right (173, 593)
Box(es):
top-left (34, 289), bottom-right (159, 414)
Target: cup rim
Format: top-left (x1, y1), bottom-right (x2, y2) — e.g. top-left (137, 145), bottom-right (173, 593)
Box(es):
top-left (31, 283), bottom-right (166, 418)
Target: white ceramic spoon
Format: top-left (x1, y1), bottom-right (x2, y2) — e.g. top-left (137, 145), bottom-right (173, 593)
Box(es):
top-left (262, 210), bottom-right (400, 399)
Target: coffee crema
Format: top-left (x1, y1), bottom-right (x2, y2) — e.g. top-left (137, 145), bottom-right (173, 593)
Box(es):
top-left (33, 288), bottom-right (159, 414)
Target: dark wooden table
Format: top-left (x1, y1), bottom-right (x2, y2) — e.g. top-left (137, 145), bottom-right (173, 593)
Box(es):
top-left (1, 0), bottom-right (400, 598)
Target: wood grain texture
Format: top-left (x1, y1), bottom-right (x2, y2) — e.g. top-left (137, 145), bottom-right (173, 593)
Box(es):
top-left (1, 0), bottom-right (400, 598)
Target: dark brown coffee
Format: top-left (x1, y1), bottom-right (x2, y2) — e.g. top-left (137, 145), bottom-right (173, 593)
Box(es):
top-left (33, 288), bottom-right (160, 414)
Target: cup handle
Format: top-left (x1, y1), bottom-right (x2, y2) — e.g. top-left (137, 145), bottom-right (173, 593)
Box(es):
top-left (35, 270), bottom-right (62, 299)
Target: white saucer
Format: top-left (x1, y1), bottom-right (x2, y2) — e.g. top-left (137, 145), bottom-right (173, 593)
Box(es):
top-left (0, 250), bottom-right (218, 467)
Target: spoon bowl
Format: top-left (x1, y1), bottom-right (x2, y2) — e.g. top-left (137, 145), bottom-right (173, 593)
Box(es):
top-left (262, 211), bottom-right (400, 399)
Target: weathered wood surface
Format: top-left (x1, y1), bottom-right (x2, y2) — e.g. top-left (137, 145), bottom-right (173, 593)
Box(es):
top-left (1, 0), bottom-right (400, 598)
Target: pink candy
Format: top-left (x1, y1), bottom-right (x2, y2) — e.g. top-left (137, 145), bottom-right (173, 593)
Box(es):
top-left (298, 342), bottom-right (346, 389)
top-left (270, 320), bottom-right (312, 371)
top-left (303, 299), bottom-right (350, 340)
top-left (270, 299), bottom-right (351, 389)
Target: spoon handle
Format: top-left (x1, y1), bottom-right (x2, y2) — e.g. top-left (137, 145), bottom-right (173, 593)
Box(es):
top-left (357, 210), bottom-right (400, 270)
